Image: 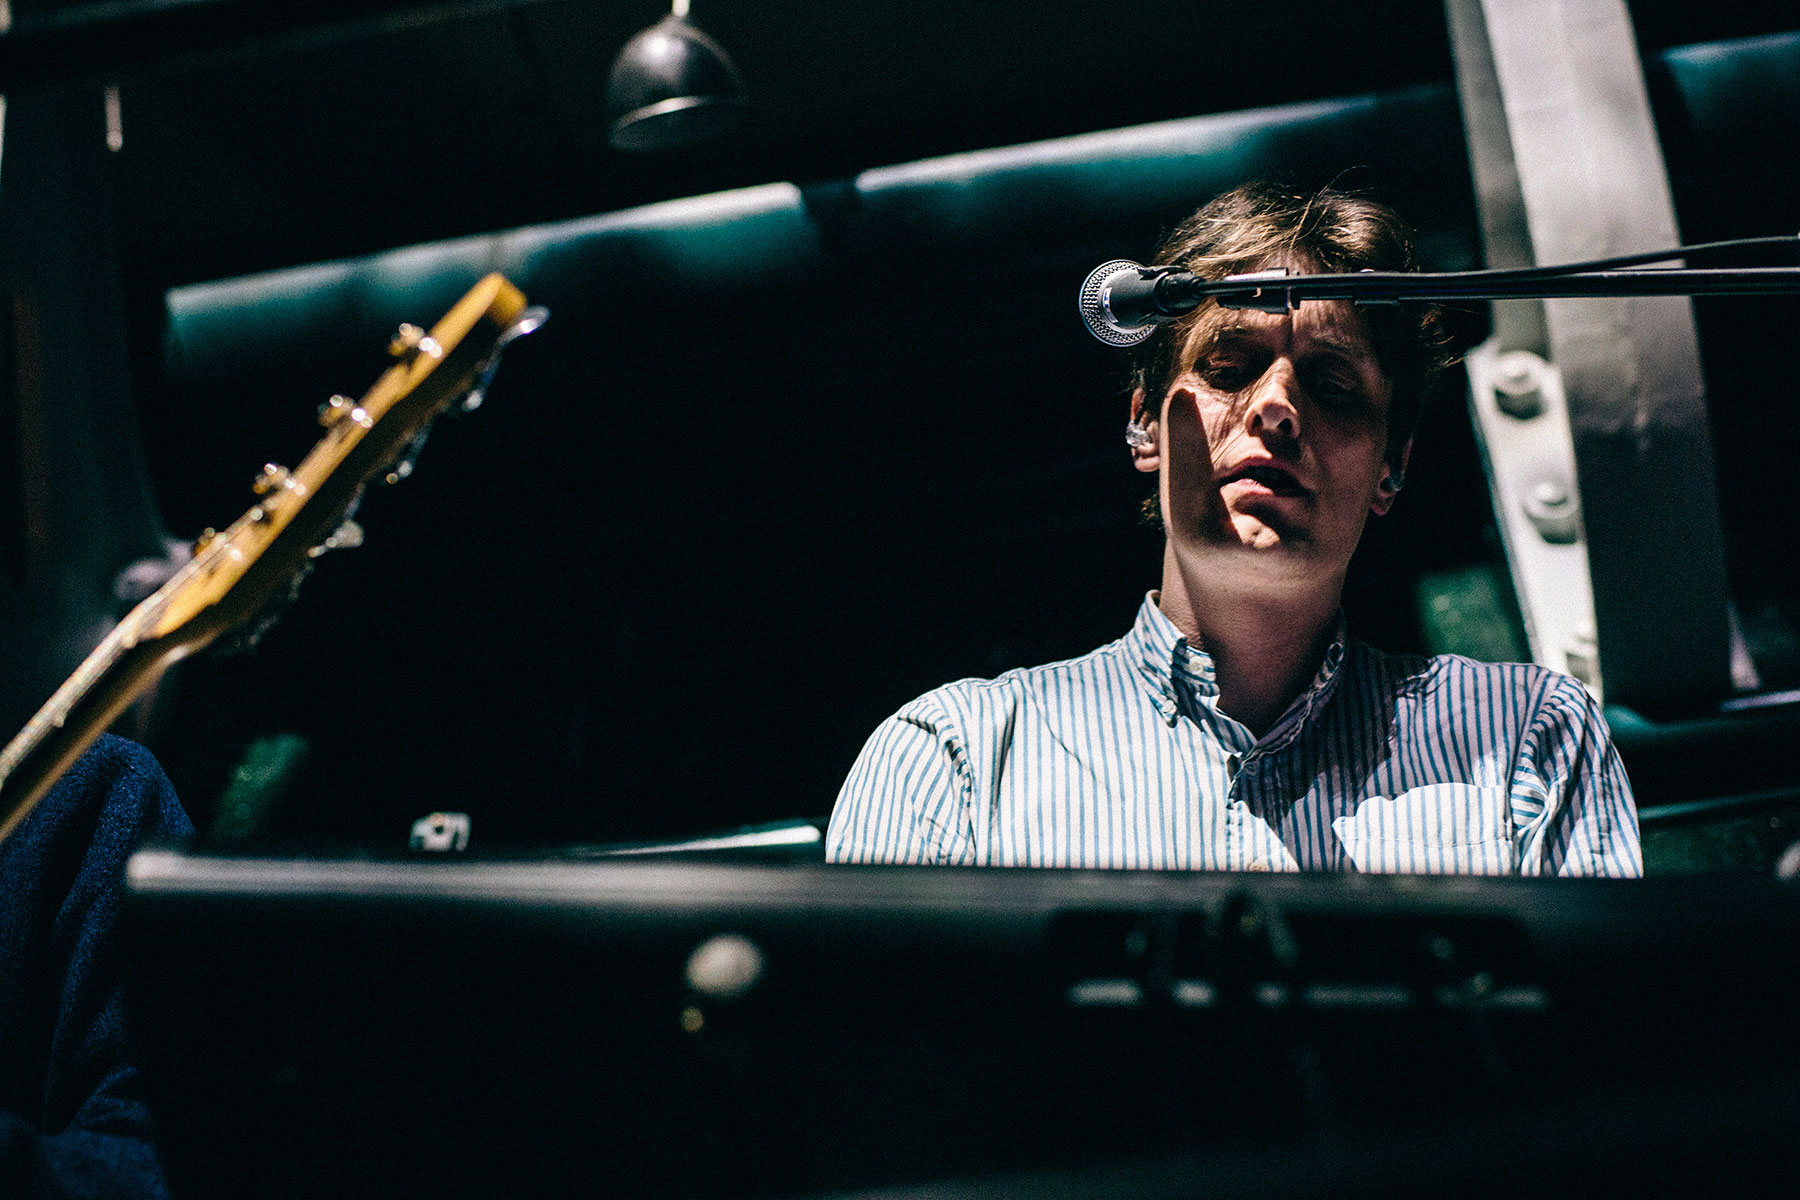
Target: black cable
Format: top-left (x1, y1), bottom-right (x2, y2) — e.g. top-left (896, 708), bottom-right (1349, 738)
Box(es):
top-left (1219, 236), bottom-right (1800, 295)
top-left (1514, 233), bottom-right (1800, 278)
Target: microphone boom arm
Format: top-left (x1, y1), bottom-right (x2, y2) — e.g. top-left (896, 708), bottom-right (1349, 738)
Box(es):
top-left (1205, 266), bottom-right (1800, 314)
top-left (1080, 235), bottom-right (1800, 344)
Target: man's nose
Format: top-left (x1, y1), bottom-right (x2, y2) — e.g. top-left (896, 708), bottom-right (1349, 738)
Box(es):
top-left (1245, 366), bottom-right (1301, 442)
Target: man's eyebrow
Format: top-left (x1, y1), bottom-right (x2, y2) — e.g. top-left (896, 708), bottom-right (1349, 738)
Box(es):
top-left (1193, 320), bottom-right (1376, 365)
top-left (1302, 334), bottom-right (1378, 365)
top-left (1190, 321), bottom-right (1259, 354)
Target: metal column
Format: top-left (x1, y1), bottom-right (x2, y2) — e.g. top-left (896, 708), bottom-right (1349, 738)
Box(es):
top-left (1445, 0), bottom-right (1733, 713)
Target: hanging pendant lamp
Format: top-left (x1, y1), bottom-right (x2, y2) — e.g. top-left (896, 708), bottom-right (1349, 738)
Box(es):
top-left (606, 0), bottom-right (748, 152)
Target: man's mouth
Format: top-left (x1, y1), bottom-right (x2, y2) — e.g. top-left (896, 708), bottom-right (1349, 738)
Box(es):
top-left (1222, 464), bottom-right (1309, 497)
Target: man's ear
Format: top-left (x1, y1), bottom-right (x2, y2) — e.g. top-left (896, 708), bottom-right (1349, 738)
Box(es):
top-left (1128, 387), bottom-right (1160, 474)
top-left (1371, 438), bottom-right (1413, 516)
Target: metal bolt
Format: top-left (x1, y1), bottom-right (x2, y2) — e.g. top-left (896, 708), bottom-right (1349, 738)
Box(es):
top-left (1493, 350), bottom-right (1547, 418)
top-left (1565, 630), bottom-right (1599, 688)
top-left (1523, 477), bottom-right (1580, 544)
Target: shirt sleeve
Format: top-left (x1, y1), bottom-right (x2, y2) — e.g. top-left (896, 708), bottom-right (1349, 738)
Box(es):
top-left (0, 734), bottom-right (194, 1199)
top-left (826, 697), bottom-right (977, 865)
top-left (1510, 673), bottom-right (1642, 878)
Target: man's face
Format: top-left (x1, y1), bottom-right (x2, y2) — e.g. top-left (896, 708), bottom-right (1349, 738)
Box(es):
top-left (1135, 297), bottom-right (1401, 587)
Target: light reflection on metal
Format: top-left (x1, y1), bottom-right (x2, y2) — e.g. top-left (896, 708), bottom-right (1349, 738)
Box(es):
top-left (104, 83), bottom-right (122, 150)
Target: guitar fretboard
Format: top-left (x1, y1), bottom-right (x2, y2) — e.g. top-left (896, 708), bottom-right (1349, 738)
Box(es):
top-left (0, 554), bottom-right (192, 788)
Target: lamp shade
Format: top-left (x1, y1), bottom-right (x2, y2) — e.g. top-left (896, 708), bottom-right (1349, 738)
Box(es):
top-left (606, 14), bottom-right (748, 152)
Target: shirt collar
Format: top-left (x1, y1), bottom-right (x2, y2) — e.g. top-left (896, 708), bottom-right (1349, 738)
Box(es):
top-left (1125, 591), bottom-right (1349, 749)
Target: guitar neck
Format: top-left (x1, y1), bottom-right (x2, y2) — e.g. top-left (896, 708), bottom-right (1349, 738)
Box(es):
top-left (0, 273), bottom-right (534, 847)
top-left (0, 595), bottom-right (196, 841)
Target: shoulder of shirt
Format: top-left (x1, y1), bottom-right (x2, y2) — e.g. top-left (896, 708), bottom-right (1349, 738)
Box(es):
top-left (1348, 640), bottom-right (1596, 708)
top-left (891, 636), bottom-right (1134, 717)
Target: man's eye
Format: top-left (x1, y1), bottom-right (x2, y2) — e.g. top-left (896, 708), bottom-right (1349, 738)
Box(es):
top-left (1200, 360), bottom-right (1253, 389)
top-left (1310, 374), bottom-right (1365, 408)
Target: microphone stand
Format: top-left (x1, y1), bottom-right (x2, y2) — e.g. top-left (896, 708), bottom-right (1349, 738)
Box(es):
top-left (1204, 265), bottom-right (1800, 313)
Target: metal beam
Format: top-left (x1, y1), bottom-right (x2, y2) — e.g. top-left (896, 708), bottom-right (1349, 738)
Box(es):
top-left (1445, 0), bottom-right (1732, 713)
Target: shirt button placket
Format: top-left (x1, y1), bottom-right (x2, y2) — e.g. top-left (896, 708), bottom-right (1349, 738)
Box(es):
top-left (1229, 752), bottom-right (1252, 870)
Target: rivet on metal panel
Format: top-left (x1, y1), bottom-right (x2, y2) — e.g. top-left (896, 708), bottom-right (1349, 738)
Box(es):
top-left (1522, 477), bottom-right (1580, 544)
top-left (1564, 630), bottom-right (1599, 688)
top-left (1492, 350), bottom-right (1547, 419)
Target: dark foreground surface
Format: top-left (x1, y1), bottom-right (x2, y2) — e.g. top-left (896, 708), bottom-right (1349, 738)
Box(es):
top-left (126, 855), bottom-right (1800, 1198)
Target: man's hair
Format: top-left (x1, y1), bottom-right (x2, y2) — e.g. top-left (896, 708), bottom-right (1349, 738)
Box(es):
top-left (1126, 181), bottom-right (1458, 471)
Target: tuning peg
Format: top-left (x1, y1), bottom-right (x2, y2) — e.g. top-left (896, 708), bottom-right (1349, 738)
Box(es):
top-left (307, 518), bottom-right (364, 559)
top-left (318, 394), bottom-right (372, 430)
top-left (460, 305), bottom-right (550, 414)
top-left (501, 306), bottom-right (550, 347)
top-left (388, 323), bottom-right (442, 361)
top-left (385, 428), bottom-right (432, 486)
top-left (329, 518), bottom-right (364, 549)
top-left (253, 463), bottom-right (291, 495)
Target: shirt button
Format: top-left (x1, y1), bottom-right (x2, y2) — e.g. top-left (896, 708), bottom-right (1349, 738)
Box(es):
top-left (1248, 859), bottom-right (1269, 872)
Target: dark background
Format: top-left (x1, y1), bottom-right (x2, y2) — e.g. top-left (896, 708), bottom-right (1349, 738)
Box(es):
top-left (78, 1), bottom-right (1792, 292)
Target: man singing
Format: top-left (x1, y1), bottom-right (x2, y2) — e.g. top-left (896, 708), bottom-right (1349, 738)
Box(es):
top-left (827, 182), bottom-right (1640, 876)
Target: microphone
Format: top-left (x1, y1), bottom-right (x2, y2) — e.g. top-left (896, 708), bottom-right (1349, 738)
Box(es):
top-left (1077, 260), bottom-right (1195, 347)
top-left (1078, 261), bottom-right (1293, 346)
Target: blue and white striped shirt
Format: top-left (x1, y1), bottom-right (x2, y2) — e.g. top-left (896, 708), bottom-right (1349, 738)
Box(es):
top-left (828, 594), bottom-right (1641, 876)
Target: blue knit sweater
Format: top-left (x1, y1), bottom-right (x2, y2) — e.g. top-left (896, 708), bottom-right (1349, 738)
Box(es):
top-left (0, 736), bottom-right (191, 1198)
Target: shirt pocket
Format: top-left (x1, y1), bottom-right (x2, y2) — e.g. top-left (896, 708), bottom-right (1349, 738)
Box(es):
top-left (1331, 783), bottom-right (1514, 876)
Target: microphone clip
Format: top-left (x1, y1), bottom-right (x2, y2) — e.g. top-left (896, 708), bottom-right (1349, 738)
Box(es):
top-left (1212, 267), bottom-right (1295, 314)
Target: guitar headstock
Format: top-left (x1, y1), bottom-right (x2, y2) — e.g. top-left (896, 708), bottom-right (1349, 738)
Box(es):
top-left (0, 273), bottom-right (546, 838)
top-left (143, 273), bottom-right (544, 647)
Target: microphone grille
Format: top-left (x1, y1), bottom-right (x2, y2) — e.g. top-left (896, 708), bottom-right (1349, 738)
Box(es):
top-left (1078, 259), bottom-right (1155, 347)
